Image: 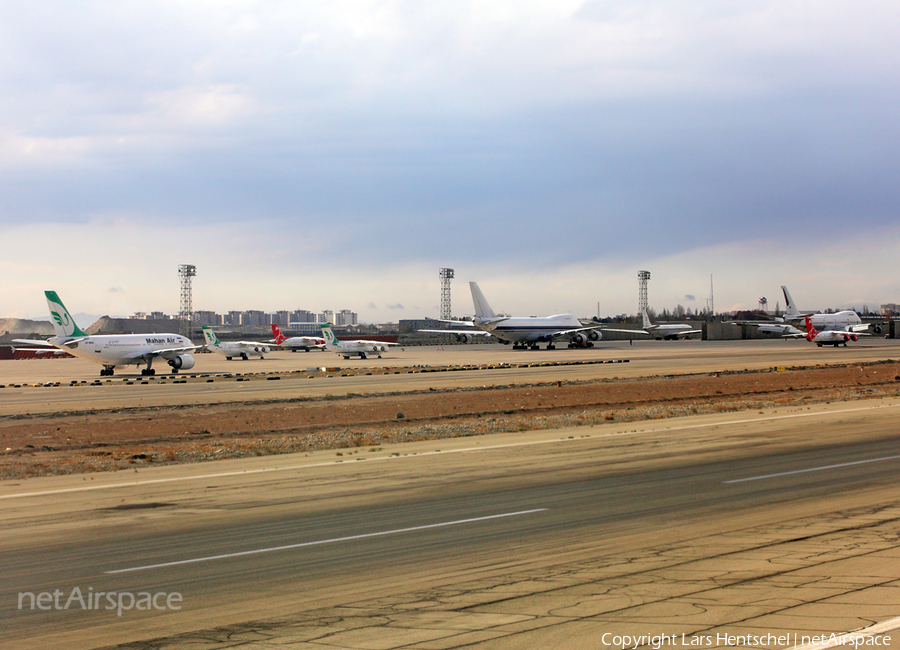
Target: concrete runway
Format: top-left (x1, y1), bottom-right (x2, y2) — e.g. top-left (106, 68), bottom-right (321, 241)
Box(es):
top-left (4, 397), bottom-right (900, 648)
top-left (2, 338), bottom-right (899, 415)
top-left (3, 339), bottom-right (900, 649)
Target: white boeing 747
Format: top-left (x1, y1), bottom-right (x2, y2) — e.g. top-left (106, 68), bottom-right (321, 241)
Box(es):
top-left (731, 286), bottom-right (877, 337)
top-left (15, 291), bottom-right (199, 376)
top-left (445, 282), bottom-right (640, 350)
top-left (320, 325), bottom-right (398, 359)
top-left (202, 326), bottom-right (272, 360)
top-left (782, 286), bottom-right (875, 333)
top-left (270, 324), bottom-right (326, 352)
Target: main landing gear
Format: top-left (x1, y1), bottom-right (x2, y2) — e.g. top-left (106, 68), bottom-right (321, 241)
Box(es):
top-left (100, 366), bottom-right (115, 376)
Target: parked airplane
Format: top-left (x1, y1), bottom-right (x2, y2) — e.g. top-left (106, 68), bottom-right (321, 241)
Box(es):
top-left (202, 326), bottom-right (272, 360)
top-left (270, 324), bottom-right (326, 352)
top-left (641, 309), bottom-right (702, 340)
top-left (13, 291), bottom-right (199, 376)
top-left (732, 286), bottom-right (877, 337)
top-left (320, 325), bottom-right (398, 359)
top-left (453, 282), bottom-right (640, 350)
top-left (782, 286), bottom-right (875, 333)
top-left (802, 316), bottom-right (866, 347)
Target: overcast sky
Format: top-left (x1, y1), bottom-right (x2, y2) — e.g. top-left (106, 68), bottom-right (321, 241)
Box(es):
top-left (2, 1), bottom-right (898, 322)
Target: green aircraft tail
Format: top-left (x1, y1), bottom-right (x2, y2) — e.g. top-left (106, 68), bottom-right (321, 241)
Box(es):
top-left (319, 324), bottom-right (338, 347)
top-left (44, 291), bottom-right (88, 339)
top-left (201, 326), bottom-right (220, 345)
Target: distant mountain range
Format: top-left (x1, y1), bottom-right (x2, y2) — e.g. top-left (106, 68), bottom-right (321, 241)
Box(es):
top-left (23, 313), bottom-right (117, 329)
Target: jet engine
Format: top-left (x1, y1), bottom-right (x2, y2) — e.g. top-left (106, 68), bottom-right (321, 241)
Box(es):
top-left (588, 330), bottom-right (601, 341)
top-left (253, 346), bottom-right (271, 354)
top-left (872, 324), bottom-right (883, 334)
top-left (455, 333), bottom-right (473, 344)
top-left (571, 333), bottom-right (588, 345)
top-left (168, 354), bottom-right (196, 370)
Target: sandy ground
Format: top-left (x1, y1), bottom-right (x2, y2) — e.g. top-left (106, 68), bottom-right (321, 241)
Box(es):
top-left (2, 359), bottom-right (899, 479)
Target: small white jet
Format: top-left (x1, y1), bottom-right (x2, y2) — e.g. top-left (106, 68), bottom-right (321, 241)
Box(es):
top-left (270, 324), bottom-right (326, 352)
top-left (320, 325), bottom-right (398, 359)
top-left (801, 316), bottom-right (866, 347)
top-left (202, 326), bottom-right (272, 360)
top-left (641, 309), bottom-right (702, 340)
top-left (14, 291), bottom-right (199, 376)
top-left (438, 282), bottom-right (640, 350)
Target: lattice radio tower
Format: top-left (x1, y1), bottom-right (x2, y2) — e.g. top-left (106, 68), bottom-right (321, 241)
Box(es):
top-left (439, 268), bottom-right (454, 320)
top-left (178, 264), bottom-right (196, 337)
top-left (638, 270), bottom-right (651, 316)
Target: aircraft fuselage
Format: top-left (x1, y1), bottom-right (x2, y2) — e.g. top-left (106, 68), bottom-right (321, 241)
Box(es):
top-left (51, 334), bottom-right (193, 368)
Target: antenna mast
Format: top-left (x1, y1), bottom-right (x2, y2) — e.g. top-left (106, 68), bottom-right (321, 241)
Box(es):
top-left (178, 264), bottom-right (196, 338)
top-left (638, 270), bottom-right (651, 316)
top-left (439, 268), bottom-right (454, 320)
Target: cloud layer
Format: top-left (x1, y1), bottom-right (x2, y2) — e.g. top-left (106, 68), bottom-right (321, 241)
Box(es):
top-left (2, 1), bottom-right (898, 320)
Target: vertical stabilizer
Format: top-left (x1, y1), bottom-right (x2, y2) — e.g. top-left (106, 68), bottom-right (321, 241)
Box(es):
top-left (201, 326), bottom-right (219, 346)
top-left (641, 308), bottom-right (652, 330)
top-left (44, 291), bottom-right (87, 339)
top-left (469, 282), bottom-right (497, 320)
top-left (804, 316), bottom-right (817, 340)
top-left (782, 286), bottom-right (800, 319)
top-left (271, 324), bottom-right (286, 344)
top-left (319, 324), bottom-right (339, 349)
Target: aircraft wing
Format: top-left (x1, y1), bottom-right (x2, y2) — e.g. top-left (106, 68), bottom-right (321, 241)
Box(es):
top-left (11, 346), bottom-right (70, 355)
top-left (11, 338), bottom-right (56, 347)
top-left (122, 344), bottom-right (202, 362)
top-left (421, 319), bottom-right (479, 327)
top-left (727, 319), bottom-right (791, 326)
top-left (11, 337), bottom-right (90, 349)
top-left (551, 326), bottom-right (648, 340)
top-left (419, 329), bottom-right (492, 337)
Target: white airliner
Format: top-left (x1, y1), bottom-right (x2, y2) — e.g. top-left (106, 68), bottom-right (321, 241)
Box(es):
top-left (202, 326), bottom-right (272, 360)
top-left (320, 325), bottom-right (398, 359)
top-left (732, 286), bottom-right (874, 337)
top-left (782, 286), bottom-right (874, 333)
top-left (441, 282), bottom-right (640, 350)
top-left (641, 309), bottom-right (702, 340)
top-left (270, 324), bottom-right (326, 352)
top-left (14, 291), bottom-right (199, 376)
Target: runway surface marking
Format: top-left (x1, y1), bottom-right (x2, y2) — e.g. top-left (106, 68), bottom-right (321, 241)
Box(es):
top-left (724, 454), bottom-right (900, 484)
top-left (2, 401), bottom-right (897, 501)
top-left (105, 508), bottom-right (549, 574)
top-left (794, 615), bottom-right (900, 649)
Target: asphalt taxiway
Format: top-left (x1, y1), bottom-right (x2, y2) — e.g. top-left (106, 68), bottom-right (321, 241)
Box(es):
top-left (2, 338), bottom-right (898, 415)
top-left (4, 400), bottom-right (900, 648)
